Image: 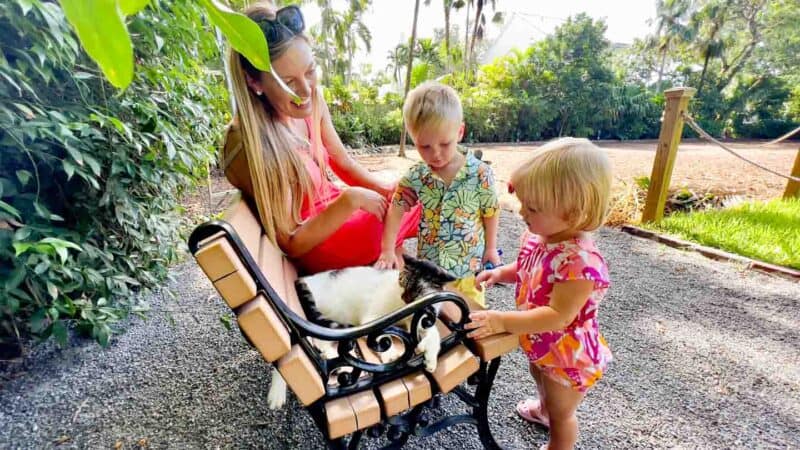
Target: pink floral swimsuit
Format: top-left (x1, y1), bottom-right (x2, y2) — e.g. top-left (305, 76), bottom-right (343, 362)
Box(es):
top-left (516, 232), bottom-right (612, 392)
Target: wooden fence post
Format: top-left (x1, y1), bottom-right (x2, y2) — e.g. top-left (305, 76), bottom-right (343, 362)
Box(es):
top-left (642, 87), bottom-right (696, 223)
top-left (783, 148), bottom-right (800, 199)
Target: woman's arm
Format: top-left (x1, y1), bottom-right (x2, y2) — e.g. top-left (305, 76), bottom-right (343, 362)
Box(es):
top-left (465, 279), bottom-right (594, 339)
top-left (318, 98), bottom-right (395, 197)
top-left (277, 187), bottom-right (387, 258)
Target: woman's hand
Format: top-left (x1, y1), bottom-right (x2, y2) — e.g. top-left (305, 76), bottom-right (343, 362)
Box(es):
top-left (345, 187), bottom-right (388, 220)
top-left (465, 310), bottom-right (506, 339)
top-left (475, 268), bottom-right (502, 290)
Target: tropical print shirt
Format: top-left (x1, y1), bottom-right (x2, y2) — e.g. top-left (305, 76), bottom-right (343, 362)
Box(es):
top-left (393, 150), bottom-right (498, 277)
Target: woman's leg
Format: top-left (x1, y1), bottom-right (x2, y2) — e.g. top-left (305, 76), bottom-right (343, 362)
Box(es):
top-left (540, 372), bottom-right (585, 450)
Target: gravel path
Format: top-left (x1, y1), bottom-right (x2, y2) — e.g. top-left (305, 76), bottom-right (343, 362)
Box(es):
top-left (2, 211), bottom-right (798, 449)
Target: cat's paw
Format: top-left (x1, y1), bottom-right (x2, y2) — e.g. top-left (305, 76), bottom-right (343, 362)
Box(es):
top-left (267, 369), bottom-right (287, 409)
top-left (424, 350), bottom-right (438, 372)
top-left (315, 339), bottom-right (339, 360)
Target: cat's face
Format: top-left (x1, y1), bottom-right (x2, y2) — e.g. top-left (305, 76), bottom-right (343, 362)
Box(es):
top-left (398, 255), bottom-right (458, 304)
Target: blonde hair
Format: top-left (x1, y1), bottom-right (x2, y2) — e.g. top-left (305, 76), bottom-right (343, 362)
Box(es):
top-left (510, 138), bottom-right (612, 231)
top-left (227, 1), bottom-right (325, 243)
top-left (403, 81), bottom-right (463, 138)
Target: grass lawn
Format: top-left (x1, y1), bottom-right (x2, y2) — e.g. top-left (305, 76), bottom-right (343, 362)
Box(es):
top-left (644, 198), bottom-right (800, 269)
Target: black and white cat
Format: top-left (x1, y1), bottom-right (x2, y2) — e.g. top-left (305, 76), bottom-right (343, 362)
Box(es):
top-left (267, 255), bottom-right (458, 409)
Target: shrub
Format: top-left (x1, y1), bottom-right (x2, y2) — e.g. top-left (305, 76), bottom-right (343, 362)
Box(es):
top-left (0, 0), bottom-right (227, 348)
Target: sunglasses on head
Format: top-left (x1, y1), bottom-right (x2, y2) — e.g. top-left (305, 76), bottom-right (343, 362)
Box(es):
top-left (257, 5), bottom-right (305, 48)
top-left (254, 6), bottom-right (307, 105)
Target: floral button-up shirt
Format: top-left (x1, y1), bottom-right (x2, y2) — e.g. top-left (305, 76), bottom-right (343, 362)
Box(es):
top-left (393, 150), bottom-right (498, 277)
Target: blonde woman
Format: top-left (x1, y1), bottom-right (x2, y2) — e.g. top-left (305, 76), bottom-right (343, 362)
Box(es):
top-left (221, 2), bottom-right (420, 274)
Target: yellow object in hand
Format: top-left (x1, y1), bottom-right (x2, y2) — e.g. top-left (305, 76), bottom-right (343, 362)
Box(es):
top-left (451, 275), bottom-right (486, 308)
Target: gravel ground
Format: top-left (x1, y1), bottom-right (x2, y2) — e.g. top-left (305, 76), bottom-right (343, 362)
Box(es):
top-left (2, 211), bottom-right (799, 449)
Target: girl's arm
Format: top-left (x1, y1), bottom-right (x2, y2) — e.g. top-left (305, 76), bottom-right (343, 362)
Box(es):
top-left (277, 187), bottom-right (386, 258)
top-left (475, 261), bottom-right (518, 288)
top-left (465, 279), bottom-right (594, 339)
top-left (318, 98), bottom-right (395, 197)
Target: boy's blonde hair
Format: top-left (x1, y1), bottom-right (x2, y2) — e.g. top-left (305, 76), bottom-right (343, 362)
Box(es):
top-left (511, 138), bottom-right (612, 231)
top-left (403, 81), bottom-right (463, 137)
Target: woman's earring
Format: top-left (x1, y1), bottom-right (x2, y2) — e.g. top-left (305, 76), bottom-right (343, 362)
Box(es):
top-left (256, 90), bottom-right (263, 96)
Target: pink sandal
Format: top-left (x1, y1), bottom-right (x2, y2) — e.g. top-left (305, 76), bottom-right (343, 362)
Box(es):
top-left (516, 398), bottom-right (550, 428)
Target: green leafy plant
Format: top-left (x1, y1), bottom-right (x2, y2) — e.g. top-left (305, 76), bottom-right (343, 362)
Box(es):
top-left (1, 0), bottom-right (227, 349)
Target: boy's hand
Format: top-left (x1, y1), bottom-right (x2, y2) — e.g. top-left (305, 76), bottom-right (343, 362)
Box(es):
top-left (475, 268), bottom-right (502, 290)
top-left (374, 250), bottom-right (401, 270)
top-left (482, 247), bottom-right (501, 267)
top-left (466, 310), bottom-right (506, 339)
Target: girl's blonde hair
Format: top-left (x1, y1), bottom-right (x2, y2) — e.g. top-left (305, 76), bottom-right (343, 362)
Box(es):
top-left (510, 138), bottom-right (612, 231)
top-left (227, 1), bottom-right (325, 243)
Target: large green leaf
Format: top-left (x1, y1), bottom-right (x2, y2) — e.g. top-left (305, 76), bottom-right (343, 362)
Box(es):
top-left (118, 0), bottom-right (149, 16)
top-left (60, 0), bottom-right (133, 89)
top-left (199, 0), bottom-right (271, 72)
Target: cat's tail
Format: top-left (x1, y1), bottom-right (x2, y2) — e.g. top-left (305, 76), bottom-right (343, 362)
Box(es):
top-left (267, 367), bottom-right (287, 409)
top-left (294, 279), bottom-right (344, 328)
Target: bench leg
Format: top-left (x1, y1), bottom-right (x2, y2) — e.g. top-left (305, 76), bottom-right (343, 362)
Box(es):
top-left (326, 430), bottom-right (363, 450)
top-left (473, 358), bottom-right (502, 450)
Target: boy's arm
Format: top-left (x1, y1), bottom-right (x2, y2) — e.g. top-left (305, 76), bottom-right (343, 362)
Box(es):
top-left (482, 213), bottom-right (500, 265)
top-left (380, 203), bottom-right (404, 254)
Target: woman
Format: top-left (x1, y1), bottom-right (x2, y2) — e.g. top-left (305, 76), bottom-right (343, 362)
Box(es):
top-left (221, 2), bottom-right (420, 274)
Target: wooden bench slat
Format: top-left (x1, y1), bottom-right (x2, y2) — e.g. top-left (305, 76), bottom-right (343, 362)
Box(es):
top-left (402, 372), bottom-right (432, 409)
top-left (325, 397), bottom-right (356, 440)
top-left (347, 390), bottom-right (381, 431)
top-left (281, 257), bottom-right (307, 319)
top-left (440, 294), bottom-right (518, 361)
top-left (277, 345), bottom-right (326, 406)
top-left (237, 295), bottom-right (291, 362)
top-left (213, 268), bottom-right (257, 309)
top-left (224, 198), bottom-right (261, 261)
top-left (257, 236), bottom-right (287, 299)
top-left (194, 236), bottom-right (236, 281)
top-left (431, 344), bottom-right (479, 394)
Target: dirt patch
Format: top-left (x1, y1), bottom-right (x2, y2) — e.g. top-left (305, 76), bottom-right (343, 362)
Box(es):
top-left (184, 140), bottom-right (799, 223)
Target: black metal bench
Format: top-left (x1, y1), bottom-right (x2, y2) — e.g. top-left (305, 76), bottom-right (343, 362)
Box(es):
top-left (187, 196), bottom-right (518, 449)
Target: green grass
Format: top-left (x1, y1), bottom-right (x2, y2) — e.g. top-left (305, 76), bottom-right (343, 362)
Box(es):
top-left (643, 198), bottom-right (800, 269)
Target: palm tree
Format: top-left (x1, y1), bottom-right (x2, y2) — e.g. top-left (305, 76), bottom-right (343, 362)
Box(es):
top-left (468, 0), bottom-right (502, 72)
top-left (307, 0), bottom-right (372, 83)
top-left (399, 0), bottom-right (422, 157)
top-left (425, 0), bottom-right (456, 69)
top-left (648, 0), bottom-right (693, 92)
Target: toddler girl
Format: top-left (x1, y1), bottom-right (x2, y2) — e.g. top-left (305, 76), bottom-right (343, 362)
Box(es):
top-left (465, 137), bottom-right (613, 450)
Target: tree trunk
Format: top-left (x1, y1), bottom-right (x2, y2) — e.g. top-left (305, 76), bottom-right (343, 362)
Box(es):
top-left (399, 0), bottom-right (421, 157)
top-left (469, 0), bottom-right (484, 73)
top-left (444, 1), bottom-right (450, 70)
top-left (463, 0), bottom-right (470, 74)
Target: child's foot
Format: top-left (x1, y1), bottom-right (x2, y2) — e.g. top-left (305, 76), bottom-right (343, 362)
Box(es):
top-left (516, 398), bottom-right (549, 428)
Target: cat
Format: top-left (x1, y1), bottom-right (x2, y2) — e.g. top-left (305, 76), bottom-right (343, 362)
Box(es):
top-left (266, 255), bottom-right (458, 410)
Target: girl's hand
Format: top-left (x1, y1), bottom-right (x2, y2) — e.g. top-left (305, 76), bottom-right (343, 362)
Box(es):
top-left (374, 250), bottom-right (401, 270)
top-left (465, 310), bottom-right (506, 339)
top-left (346, 187), bottom-right (388, 220)
top-left (475, 268), bottom-right (502, 290)
top-left (482, 247), bottom-right (501, 267)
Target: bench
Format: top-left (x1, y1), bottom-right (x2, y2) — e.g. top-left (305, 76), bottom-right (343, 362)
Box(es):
top-left (187, 196), bottom-right (518, 449)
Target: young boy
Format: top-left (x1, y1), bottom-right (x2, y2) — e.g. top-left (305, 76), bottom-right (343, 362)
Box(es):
top-left (375, 81), bottom-right (500, 277)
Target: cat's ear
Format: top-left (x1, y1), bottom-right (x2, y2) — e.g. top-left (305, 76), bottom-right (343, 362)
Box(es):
top-left (401, 253), bottom-right (416, 267)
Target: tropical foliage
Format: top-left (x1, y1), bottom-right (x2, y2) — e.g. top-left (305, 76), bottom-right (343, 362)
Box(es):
top-left (0, 0), bottom-right (226, 349)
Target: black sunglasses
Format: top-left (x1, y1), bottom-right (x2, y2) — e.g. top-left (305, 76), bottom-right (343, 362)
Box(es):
top-left (257, 5), bottom-right (305, 48)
